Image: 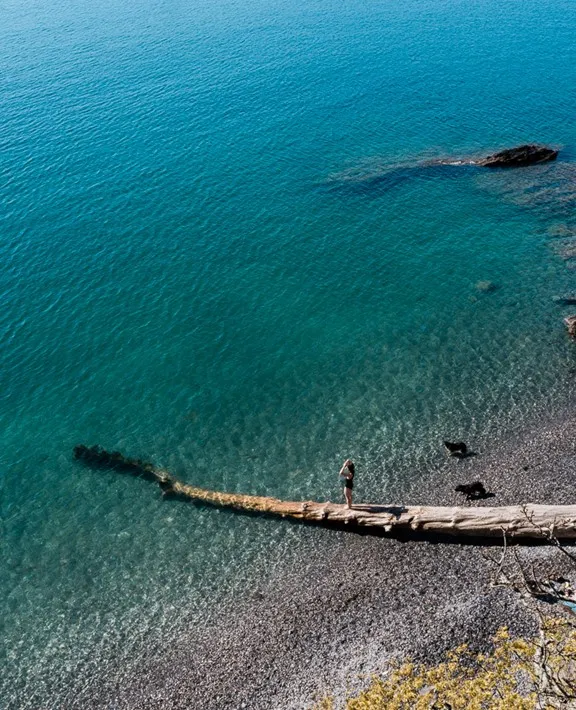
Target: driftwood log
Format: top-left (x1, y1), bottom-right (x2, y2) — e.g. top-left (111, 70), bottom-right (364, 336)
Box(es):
top-left (74, 445), bottom-right (576, 540)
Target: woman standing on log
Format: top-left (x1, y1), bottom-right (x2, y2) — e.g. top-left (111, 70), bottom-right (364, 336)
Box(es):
top-left (339, 459), bottom-right (355, 509)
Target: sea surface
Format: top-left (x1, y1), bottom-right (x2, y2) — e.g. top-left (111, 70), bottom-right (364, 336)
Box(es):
top-left (1, 0), bottom-right (576, 705)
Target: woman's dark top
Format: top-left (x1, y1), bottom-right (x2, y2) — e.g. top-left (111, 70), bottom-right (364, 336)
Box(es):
top-left (343, 463), bottom-right (354, 490)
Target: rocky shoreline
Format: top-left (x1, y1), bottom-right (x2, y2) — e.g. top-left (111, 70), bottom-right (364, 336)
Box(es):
top-left (67, 406), bottom-right (576, 710)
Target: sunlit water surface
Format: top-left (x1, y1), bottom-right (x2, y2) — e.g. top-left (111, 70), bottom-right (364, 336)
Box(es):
top-left (1, 0), bottom-right (576, 704)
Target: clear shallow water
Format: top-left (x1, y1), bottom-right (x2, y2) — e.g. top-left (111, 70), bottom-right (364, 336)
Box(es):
top-left (1, 0), bottom-right (576, 704)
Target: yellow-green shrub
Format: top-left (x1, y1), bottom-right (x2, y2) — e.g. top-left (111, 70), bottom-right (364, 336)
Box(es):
top-left (314, 621), bottom-right (576, 710)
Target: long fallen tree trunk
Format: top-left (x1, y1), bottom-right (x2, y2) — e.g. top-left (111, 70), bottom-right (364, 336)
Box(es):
top-left (74, 445), bottom-right (576, 540)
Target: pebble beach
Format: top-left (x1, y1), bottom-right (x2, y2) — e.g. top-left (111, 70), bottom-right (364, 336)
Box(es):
top-left (44, 406), bottom-right (576, 709)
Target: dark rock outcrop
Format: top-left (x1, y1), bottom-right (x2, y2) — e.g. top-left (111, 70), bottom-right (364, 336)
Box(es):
top-left (325, 145), bottom-right (559, 196)
top-left (479, 144), bottom-right (558, 168)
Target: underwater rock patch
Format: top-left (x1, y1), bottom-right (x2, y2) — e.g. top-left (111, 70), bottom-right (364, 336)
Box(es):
top-left (564, 316), bottom-right (576, 338)
top-left (476, 280), bottom-right (498, 293)
top-left (552, 237), bottom-right (576, 261)
top-left (553, 295), bottom-right (576, 306)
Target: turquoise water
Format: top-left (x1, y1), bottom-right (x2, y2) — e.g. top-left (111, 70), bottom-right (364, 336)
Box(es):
top-left (2, 0), bottom-right (576, 704)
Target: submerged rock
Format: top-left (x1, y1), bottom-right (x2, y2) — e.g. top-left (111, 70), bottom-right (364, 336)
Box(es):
top-left (475, 280), bottom-right (498, 293)
top-left (479, 144), bottom-right (558, 168)
top-left (564, 315), bottom-right (576, 338)
top-left (552, 237), bottom-right (576, 260)
top-left (553, 294), bottom-right (576, 306)
top-left (547, 223), bottom-right (575, 239)
top-left (325, 145), bottom-right (559, 197)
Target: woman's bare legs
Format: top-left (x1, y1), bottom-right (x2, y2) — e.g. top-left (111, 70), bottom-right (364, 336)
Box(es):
top-left (344, 487), bottom-right (353, 509)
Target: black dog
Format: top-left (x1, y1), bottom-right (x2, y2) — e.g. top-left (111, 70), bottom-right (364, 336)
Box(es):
top-left (455, 481), bottom-right (487, 500)
top-left (443, 440), bottom-right (468, 457)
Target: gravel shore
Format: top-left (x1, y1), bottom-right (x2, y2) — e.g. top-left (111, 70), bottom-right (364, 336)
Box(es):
top-left (71, 411), bottom-right (576, 709)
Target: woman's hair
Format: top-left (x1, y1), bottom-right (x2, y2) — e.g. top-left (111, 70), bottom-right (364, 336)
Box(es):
top-left (347, 461), bottom-right (355, 475)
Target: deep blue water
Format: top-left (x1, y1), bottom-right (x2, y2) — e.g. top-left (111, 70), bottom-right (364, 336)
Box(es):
top-left (2, 0), bottom-right (576, 704)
